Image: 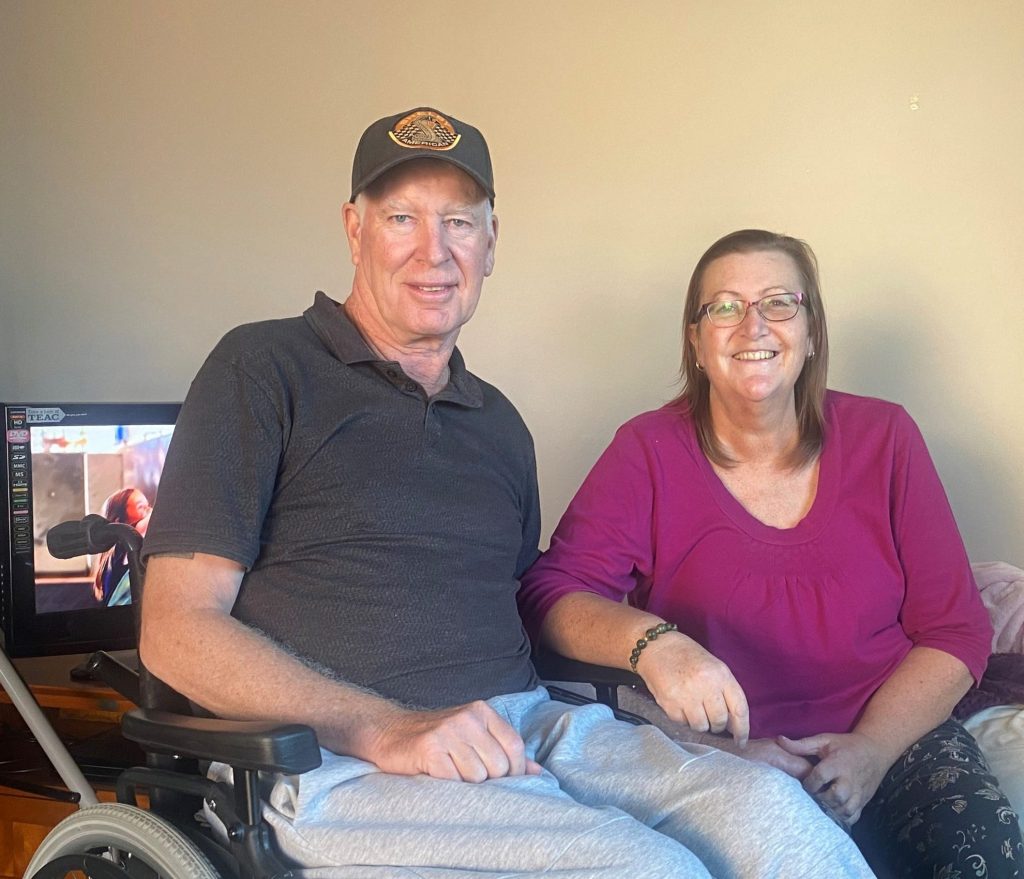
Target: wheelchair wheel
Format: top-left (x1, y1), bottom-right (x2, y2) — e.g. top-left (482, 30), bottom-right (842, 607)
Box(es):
top-left (25, 803), bottom-right (219, 879)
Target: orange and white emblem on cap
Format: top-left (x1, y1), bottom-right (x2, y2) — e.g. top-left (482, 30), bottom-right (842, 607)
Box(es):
top-left (389, 110), bottom-right (461, 151)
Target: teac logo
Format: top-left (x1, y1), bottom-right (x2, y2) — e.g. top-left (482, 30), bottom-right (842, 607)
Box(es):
top-left (27, 407), bottom-right (66, 424)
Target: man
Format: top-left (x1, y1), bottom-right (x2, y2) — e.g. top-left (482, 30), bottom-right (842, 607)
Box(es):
top-left (140, 107), bottom-right (872, 876)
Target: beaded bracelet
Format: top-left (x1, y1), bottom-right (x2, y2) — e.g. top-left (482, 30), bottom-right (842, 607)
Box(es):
top-left (629, 622), bottom-right (678, 672)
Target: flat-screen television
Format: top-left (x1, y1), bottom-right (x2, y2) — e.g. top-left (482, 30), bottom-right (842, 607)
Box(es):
top-left (1, 402), bottom-right (180, 658)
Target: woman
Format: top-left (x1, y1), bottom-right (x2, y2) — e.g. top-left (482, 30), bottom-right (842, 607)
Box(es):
top-left (91, 487), bottom-right (150, 604)
top-left (519, 229), bottom-right (1023, 877)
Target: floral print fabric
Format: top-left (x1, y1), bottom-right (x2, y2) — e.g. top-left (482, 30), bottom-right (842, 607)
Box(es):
top-left (853, 719), bottom-right (1023, 878)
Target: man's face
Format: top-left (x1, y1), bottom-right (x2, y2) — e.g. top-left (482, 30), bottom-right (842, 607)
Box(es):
top-left (343, 160), bottom-right (498, 350)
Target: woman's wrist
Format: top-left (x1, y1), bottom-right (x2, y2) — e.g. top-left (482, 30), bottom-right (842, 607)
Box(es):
top-left (628, 621), bottom-right (678, 671)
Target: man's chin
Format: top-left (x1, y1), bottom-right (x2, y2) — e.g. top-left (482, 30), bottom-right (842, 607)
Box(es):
top-left (406, 319), bottom-right (464, 347)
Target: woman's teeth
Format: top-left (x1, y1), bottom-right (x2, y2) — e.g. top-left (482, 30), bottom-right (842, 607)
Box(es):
top-left (734, 351), bottom-right (777, 361)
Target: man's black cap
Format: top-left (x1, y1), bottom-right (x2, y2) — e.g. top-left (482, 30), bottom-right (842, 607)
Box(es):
top-left (349, 107), bottom-right (494, 204)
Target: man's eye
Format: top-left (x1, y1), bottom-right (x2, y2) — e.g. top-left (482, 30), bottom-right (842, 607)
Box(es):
top-left (447, 218), bottom-right (469, 228)
top-left (391, 214), bottom-right (410, 224)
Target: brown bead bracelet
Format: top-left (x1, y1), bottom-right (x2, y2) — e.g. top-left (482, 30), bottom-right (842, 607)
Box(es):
top-left (629, 622), bottom-right (678, 672)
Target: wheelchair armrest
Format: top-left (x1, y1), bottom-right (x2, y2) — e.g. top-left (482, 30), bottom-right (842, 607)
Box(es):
top-left (81, 650), bottom-right (142, 704)
top-left (122, 708), bottom-right (322, 775)
top-left (533, 647), bottom-right (642, 690)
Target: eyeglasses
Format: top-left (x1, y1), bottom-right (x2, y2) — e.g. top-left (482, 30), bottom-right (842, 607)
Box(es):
top-left (697, 289), bottom-right (804, 328)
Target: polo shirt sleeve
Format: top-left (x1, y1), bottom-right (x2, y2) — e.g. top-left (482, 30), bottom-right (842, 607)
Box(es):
top-left (518, 421), bottom-right (654, 644)
top-left (143, 331), bottom-right (285, 570)
top-left (890, 407), bottom-right (992, 683)
top-left (513, 444), bottom-right (542, 581)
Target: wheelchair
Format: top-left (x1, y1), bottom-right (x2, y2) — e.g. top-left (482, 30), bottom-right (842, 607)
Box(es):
top-left (9, 515), bottom-right (642, 879)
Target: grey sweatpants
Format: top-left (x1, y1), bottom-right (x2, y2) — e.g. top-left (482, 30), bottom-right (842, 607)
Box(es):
top-left (251, 688), bottom-right (874, 878)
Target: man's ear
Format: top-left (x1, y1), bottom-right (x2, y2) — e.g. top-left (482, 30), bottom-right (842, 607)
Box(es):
top-left (484, 212), bottom-right (499, 277)
top-left (342, 201), bottom-right (362, 267)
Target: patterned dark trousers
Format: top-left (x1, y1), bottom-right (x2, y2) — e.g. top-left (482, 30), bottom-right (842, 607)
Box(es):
top-left (852, 719), bottom-right (1023, 878)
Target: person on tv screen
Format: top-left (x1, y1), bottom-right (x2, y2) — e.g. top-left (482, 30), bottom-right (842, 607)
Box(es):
top-left (92, 487), bottom-right (150, 604)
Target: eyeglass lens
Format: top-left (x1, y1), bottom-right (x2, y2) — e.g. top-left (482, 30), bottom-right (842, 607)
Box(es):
top-left (703, 291), bottom-right (801, 327)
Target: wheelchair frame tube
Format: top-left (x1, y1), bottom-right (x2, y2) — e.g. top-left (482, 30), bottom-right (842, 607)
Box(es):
top-left (0, 649), bottom-right (99, 807)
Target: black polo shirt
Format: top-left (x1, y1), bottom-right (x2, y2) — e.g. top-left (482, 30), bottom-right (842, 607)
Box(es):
top-left (144, 292), bottom-right (540, 707)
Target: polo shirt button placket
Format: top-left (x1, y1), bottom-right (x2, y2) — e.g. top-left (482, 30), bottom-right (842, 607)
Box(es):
top-left (424, 404), bottom-right (442, 441)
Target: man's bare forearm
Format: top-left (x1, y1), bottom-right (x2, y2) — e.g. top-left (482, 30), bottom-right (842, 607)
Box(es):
top-left (140, 553), bottom-right (400, 758)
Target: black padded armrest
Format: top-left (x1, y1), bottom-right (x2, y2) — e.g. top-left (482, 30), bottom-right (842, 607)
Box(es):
top-left (82, 650), bottom-right (142, 705)
top-left (533, 648), bottom-right (642, 689)
top-left (122, 708), bottom-right (322, 775)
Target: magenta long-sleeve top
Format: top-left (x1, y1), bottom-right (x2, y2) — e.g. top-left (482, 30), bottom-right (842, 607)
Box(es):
top-left (518, 391), bottom-right (992, 739)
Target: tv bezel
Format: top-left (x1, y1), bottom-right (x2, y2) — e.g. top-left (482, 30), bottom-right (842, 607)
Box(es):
top-left (1, 401), bottom-right (181, 659)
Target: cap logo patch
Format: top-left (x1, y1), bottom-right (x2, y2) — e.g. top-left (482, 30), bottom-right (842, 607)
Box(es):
top-left (389, 110), bottom-right (461, 151)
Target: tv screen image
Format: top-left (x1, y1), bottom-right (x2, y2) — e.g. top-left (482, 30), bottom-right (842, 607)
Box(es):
top-left (2, 402), bottom-right (180, 658)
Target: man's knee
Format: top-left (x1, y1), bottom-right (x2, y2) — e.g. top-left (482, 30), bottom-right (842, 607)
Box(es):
top-left (710, 753), bottom-right (813, 815)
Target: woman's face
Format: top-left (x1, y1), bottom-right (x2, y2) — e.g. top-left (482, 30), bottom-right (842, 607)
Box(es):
top-left (125, 490), bottom-right (151, 525)
top-left (689, 249), bottom-right (812, 412)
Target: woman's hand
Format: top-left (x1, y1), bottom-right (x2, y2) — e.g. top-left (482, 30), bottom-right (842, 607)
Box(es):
top-left (777, 731), bottom-right (893, 825)
top-left (694, 731), bottom-right (814, 778)
top-left (638, 632), bottom-right (751, 745)
top-left (772, 647), bottom-right (973, 825)
top-left (730, 737), bottom-right (815, 778)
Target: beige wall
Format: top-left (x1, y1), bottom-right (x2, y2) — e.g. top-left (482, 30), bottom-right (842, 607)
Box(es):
top-left (2, 1), bottom-right (1022, 565)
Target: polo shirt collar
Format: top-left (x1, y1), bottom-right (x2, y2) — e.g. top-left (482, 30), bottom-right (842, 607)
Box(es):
top-left (303, 291), bottom-right (483, 408)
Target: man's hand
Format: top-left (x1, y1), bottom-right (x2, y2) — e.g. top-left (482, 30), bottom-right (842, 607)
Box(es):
top-left (777, 731), bottom-right (893, 825)
top-left (639, 633), bottom-right (750, 745)
top-left (366, 701), bottom-right (542, 782)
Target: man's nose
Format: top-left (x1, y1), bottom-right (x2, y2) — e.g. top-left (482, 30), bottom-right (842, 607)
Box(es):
top-left (416, 220), bottom-right (450, 265)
